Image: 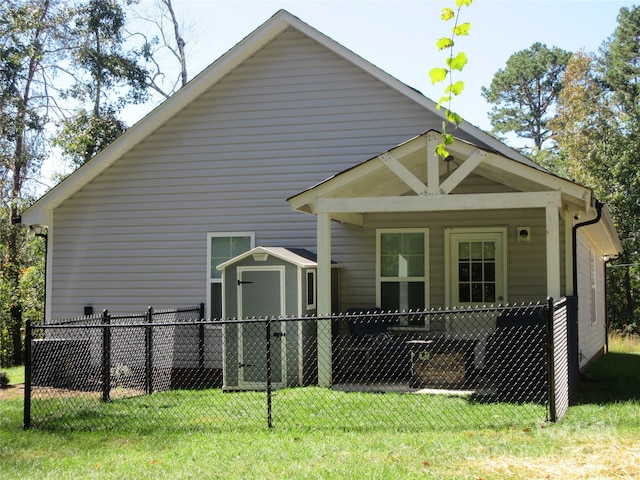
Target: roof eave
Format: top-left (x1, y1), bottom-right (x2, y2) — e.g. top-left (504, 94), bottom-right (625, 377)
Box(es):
top-left (22, 10), bottom-right (296, 225)
top-left (23, 9), bottom-right (546, 225)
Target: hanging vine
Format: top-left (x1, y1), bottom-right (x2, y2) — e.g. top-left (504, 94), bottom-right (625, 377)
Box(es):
top-left (429, 0), bottom-right (473, 159)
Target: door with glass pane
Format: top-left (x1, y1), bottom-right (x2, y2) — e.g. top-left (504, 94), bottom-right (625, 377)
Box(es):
top-left (449, 231), bottom-right (505, 307)
top-left (447, 229), bottom-right (506, 366)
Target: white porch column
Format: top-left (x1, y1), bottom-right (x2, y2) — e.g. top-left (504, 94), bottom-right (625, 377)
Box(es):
top-left (316, 213), bottom-right (332, 386)
top-left (546, 206), bottom-right (561, 299)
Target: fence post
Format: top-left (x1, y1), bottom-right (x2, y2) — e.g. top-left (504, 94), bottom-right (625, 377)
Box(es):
top-left (198, 303), bottom-right (205, 370)
top-left (545, 297), bottom-right (557, 422)
top-left (22, 319), bottom-right (32, 430)
top-left (145, 306), bottom-right (154, 395)
top-left (266, 317), bottom-right (273, 428)
top-left (102, 310), bottom-right (111, 402)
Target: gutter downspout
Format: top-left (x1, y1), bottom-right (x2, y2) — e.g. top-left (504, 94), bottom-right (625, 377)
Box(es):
top-left (572, 200), bottom-right (603, 295)
top-left (571, 200), bottom-right (603, 382)
top-left (35, 232), bottom-right (48, 323)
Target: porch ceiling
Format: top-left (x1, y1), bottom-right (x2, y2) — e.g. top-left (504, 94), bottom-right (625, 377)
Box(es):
top-left (288, 130), bottom-right (592, 224)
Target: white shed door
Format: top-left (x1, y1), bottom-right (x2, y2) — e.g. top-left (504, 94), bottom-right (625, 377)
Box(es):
top-left (237, 267), bottom-right (286, 388)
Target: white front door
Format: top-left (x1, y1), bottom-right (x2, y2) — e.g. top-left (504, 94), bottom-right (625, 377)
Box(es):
top-left (447, 229), bottom-right (507, 307)
top-left (446, 228), bottom-right (507, 366)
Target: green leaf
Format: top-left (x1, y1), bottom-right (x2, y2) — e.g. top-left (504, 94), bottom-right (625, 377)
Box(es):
top-left (446, 52), bottom-right (468, 71)
top-left (441, 8), bottom-right (455, 21)
top-left (436, 143), bottom-right (450, 160)
top-left (445, 81), bottom-right (465, 96)
top-left (456, 0), bottom-right (473, 7)
top-left (454, 22), bottom-right (471, 36)
top-left (436, 37), bottom-right (454, 51)
top-left (436, 95), bottom-right (451, 110)
top-left (429, 67), bottom-right (448, 85)
top-left (446, 110), bottom-right (463, 126)
top-left (443, 133), bottom-right (455, 145)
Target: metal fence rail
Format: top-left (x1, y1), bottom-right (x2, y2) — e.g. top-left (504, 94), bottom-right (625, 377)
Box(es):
top-left (23, 301), bottom-right (568, 431)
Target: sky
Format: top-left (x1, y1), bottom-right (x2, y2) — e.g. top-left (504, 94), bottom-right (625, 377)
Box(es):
top-left (43, 0), bottom-right (637, 186)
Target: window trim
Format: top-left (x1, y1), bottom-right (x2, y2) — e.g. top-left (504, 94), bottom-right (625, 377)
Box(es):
top-left (375, 228), bottom-right (430, 321)
top-left (206, 232), bottom-right (255, 320)
top-left (444, 227), bottom-right (508, 307)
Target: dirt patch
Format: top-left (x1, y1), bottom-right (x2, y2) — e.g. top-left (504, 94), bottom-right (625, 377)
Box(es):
top-left (458, 436), bottom-right (640, 480)
top-left (0, 384), bottom-right (24, 401)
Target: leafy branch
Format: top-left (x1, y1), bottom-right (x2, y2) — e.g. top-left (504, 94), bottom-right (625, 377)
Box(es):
top-left (429, 0), bottom-right (473, 159)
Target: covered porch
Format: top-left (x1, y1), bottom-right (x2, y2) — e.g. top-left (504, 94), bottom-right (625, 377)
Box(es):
top-left (288, 130), bottom-right (612, 386)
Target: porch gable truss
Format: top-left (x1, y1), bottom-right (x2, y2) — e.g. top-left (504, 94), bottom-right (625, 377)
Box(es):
top-left (295, 131), bottom-right (574, 225)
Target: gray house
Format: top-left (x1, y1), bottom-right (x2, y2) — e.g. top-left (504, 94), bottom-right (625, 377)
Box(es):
top-left (21, 10), bottom-right (621, 384)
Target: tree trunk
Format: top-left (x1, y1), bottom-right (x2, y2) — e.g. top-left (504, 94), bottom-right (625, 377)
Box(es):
top-left (6, 212), bottom-right (23, 365)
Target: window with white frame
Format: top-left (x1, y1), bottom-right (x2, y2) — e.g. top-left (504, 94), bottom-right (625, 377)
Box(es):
top-left (207, 232), bottom-right (254, 319)
top-left (376, 228), bottom-right (429, 325)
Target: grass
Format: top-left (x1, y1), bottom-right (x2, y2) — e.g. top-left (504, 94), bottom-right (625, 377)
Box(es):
top-left (1, 335), bottom-right (639, 479)
top-left (4, 366), bottom-right (25, 385)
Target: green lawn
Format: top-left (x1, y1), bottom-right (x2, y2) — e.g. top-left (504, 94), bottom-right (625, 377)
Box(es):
top-left (1, 334), bottom-right (639, 479)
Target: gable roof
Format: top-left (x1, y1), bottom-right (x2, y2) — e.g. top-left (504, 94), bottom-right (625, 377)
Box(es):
top-left (287, 129), bottom-right (622, 256)
top-left (22, 9), bottom-right (543, 227)
top-left (288, 129), bottom-right (592, 217)
top-left (216, 246), bottom-right (318, 270)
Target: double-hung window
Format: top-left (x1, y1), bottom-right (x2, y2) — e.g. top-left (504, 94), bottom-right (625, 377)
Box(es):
top-left (376, 228), bottom-right (429, 325)
top-left (207, 232), bottom-right (254, 319)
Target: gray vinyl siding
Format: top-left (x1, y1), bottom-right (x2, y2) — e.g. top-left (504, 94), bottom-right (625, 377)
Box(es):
top-left (50, 28), bottom-right (450, 319)
top-left (332, 208), bottom-right (561, 311)
top-left (576, 232), bottom-right (606, 368)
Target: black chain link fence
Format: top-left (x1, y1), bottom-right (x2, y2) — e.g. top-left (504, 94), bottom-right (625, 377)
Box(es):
top-left (23, 301), bottom-right (569, 432)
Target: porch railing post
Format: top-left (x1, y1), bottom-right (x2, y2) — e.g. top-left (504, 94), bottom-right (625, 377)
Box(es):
top-left (22, 319), bottom-right (32, 430)
top-left (198, 302), bottom-right (205, 370)
top-left (101, 310), bottom-right (111, 402)
top-left (145, 306), bottom-right (154, 395)
top-left (266, 317), bottom-right (273, 428)
top-left (546, 297), bottom-right (557, 422)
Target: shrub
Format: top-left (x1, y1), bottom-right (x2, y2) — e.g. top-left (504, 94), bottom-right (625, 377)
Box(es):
top-left (0, 370), bottom-right (9, 389)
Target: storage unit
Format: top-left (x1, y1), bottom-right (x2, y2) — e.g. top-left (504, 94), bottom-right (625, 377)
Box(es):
top-left (217, 247), bottom-right (339, 390)
top-left (407, 339), bottom-right (476, 388)
top-left (32, 339), bottom-right (92, 390)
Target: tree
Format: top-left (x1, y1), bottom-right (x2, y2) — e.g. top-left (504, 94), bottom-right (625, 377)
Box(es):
top-left (0, 0), bottom-right (66, 365)
top-left (54, 0), bottom-right (149, 168)
top-left (133, 0), bottom-right (189, 98)
top-left (552, 6), bottom-right (640, 331)
top-left (0, 0), bottom-right (191, 366)
top-left (482, 42), bottom-right (571, 152)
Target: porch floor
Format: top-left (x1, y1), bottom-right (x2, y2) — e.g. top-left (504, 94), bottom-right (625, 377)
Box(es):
top-left (331, 382), bottom-right (495, 397)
